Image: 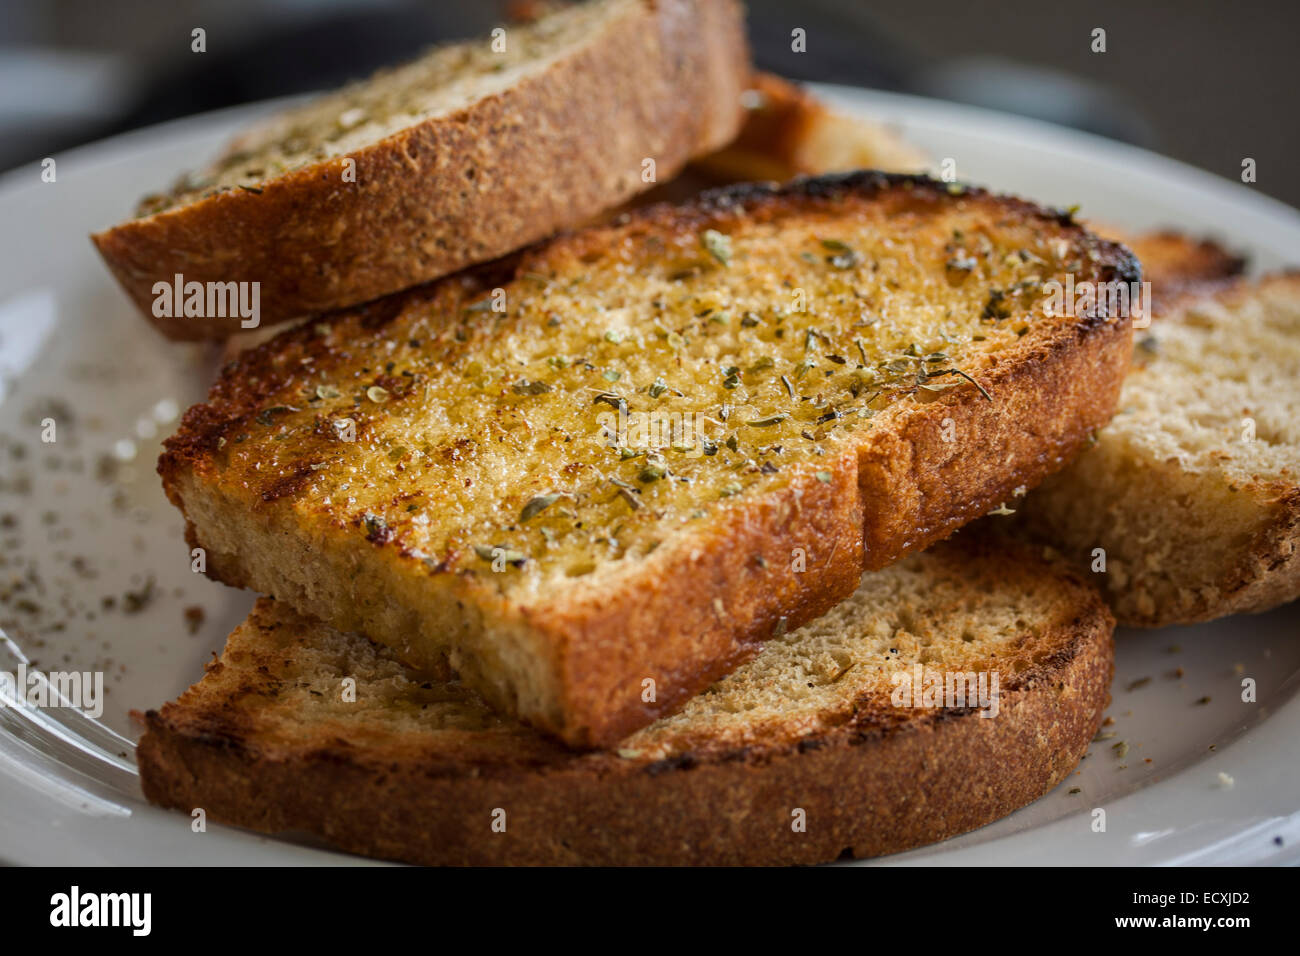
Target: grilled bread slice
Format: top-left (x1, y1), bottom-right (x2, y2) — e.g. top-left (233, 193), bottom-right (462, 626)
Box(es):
top-left (92, 0), bottom-right (749, 340)
top-left (500, 3), bottom-right (928, 184)
top-left (137, 533), bottom-right (1115, 866)
top-left (159, 171), bottom-right (1137, 747)
top-left (1019, 272), bottom-right (1300, 627)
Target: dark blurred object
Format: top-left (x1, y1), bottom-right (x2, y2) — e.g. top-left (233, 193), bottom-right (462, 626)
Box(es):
top-left (3, 0), bottom-right (1148, 160)
top-left (911, 57), bottom-right (1152, 146)
top-left (744, 0), bottom-right (912, 92)
top-left (0, 4), bottom-right (476, 171)
top-left (744, 0), bottom-right (1153, 146)
top-left (112, 8), bottom-right (454, 132)
top-left (0, 0), bottom-right (1295, 208)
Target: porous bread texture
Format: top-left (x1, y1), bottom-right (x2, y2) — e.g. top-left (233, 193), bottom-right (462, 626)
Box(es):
top-left (185, 539), bottom-right (1089, 756)
top-left (1021, 274), bottom-right (1300, 626)
top-left (159, 172), bottom-right (1137, 747)
top-left (629, 532), bottom-right (1101, 755)
top-left (92, 0), bottom-right (750, 337)
top-left (137, 533), bottom-right (1115, 865)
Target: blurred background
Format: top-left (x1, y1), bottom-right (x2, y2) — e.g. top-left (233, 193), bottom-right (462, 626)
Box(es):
top-left (1, 0), bottom-right (1296, 206)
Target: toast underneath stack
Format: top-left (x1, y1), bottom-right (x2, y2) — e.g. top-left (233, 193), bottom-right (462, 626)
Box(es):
top-left (699, 73), bottom-right (928, 181)
top-left (92, 0), bottom-right (750, 338)
top-left (1112, 230), bottom-right (1245, 306)
top-left (660, 72), bottom-right (929, 201)
top-left (1020, 271), bottom-right (1300, 626)
top-left (159, 171), bottom-right (1138, 747)
top-left (138, 532), bottom-right (1114, 866)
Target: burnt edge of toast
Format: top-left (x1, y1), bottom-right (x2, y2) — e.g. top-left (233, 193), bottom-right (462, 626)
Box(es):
top-left (1137, 229), bottom-right (1248, 279)
top-left (1126, 229), bottom-right (1248, 314)
top-left (159, 169), bottom-right (1141, 480)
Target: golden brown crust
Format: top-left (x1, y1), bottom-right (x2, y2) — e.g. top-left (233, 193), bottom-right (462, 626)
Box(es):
top-left (1143, 484), bottom-right (1300, 626)
top-left (687, 73), bottom-right (829, 184)
top-left (136, 535), bottom-right (1115, 866)
top-left (856, 309), bottom-right (1131, 565)
top-left (159, 171), bottom-right (1137, 748)
top-left (528, 453), bottom-right (867, 742)
top-left (91, 0), bottom-right (750, 340)
top-left (614, 73), bottom-right (822, 211)
top-left (689, 73), bottom-right (927, 183)
top-left (1120, 230), bottom-right (1246, 287)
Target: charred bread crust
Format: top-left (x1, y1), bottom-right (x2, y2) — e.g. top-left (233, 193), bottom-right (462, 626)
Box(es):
top-left (136, 536), bottom-right (1115, 866)
top-left (159, 171), bottom-right (1137, 748)
top-left (1120, 230), bottom-right (1246, 304)
top-left (1096, 228), bottom-right (1246, 316)
top-left (91, 0), bottom-right (750, 340)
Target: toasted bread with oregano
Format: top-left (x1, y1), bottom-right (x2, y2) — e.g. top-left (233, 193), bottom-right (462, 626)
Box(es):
top-left (92, 0), bottom-right (749, 339)
top-left (137, 532), bottom-right (1114, 866)
top-left (1019, 272), bottom-right (1300, 627)
top-left (158, 171), bottom-right (1136, 747)
top-left (502, 5), bottom-right (929, 186)
top-left (216, 72), bottom-right (928, 359)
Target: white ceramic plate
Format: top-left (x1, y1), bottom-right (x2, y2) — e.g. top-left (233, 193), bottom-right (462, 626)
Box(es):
top-left (0, 84), bottom-right (1296, 866)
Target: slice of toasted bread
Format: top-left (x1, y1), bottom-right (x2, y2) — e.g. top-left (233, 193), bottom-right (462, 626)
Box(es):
top-left (137, 533), bottom-right (1114, 866)
top-left (159, 171), bottom-right (1136, 747)
top-left (1019, 272), bottom-right (1300, 627)
top-left (91, 0), bottom-right (749, 340)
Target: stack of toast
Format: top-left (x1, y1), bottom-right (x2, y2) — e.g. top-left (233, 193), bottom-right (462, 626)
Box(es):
top-left (91, 0), bottom-right (1300, 865)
